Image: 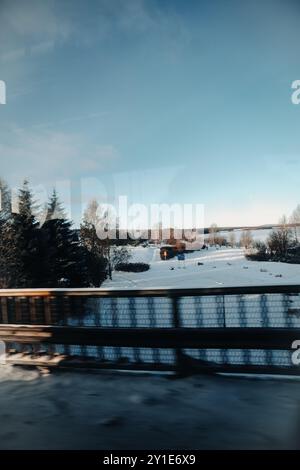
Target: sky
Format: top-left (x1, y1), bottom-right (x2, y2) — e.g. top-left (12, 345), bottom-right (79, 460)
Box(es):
top-left (0, 0), bottom-right (300, 228)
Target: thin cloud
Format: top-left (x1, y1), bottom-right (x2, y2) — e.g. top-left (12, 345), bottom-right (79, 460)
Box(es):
top-left (0, 127), bottom-right (119, 185)
top-left (0, 0), bottom-right (73, 61)
top-left (32, 111), bottom-right (108, 130)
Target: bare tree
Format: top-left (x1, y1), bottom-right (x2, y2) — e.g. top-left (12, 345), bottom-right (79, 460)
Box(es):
top-left (80, 200), bottom-right (108, 285)
top-left (81, 199), bottom-right (104, 255)
top-left (82, 199), bottom-right (131, 280)
top-left (267, 215), bottom-right (292, 257)
top-left (83, 199), bottom-right (100, 227)
top-left (228, 231), bottom-right (236, 247)
top-left (290, 204), bottom-right (300, 243)
top-left (240, 230), bottom-right (253, 249)
top-left (0, 178), bottom-right (11, 218)
top-left (209, 223), bottom-right (218, 245)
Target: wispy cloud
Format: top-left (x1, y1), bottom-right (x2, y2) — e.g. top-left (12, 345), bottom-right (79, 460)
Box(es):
top-left (32, 111), bottom-right (108, 130)
top-left (0, 0), bottom-right (190, 62)
top-left (0, 0), bottom-right (73, 61)
top-left (0, 127), bottom-right (119, 185)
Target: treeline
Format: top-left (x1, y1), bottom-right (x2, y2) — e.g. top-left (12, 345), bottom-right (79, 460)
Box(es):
top-left (0, 179), bottom-right (130, 288)
top-left (247, 208), bottom-right (300, 263)
top-left (207, 223), bottom-right (253, 248)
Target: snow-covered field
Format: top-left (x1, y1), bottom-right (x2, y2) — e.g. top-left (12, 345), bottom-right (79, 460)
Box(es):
top-left (103, 246), bottom-right (300, 289)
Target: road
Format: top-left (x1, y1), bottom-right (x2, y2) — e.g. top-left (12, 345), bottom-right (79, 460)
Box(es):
top-left (1, 366), bottom-right (300, 449)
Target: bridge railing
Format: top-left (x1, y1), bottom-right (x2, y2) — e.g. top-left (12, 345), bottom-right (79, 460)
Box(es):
top-left (1, 285), bottom-right (300, 374)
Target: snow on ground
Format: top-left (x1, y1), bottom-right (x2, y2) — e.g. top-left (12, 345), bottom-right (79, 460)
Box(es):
top-left (128, 245), bottom-right (160, 264)
top-left (103, 246), bottom-right (300, 289)
top-left (0, 366), bottom-right (300, 449)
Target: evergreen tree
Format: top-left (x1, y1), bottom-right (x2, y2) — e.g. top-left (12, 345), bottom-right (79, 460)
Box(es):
top-left (0, 217), bottom-right (21, 287)
top-left (0, 180), bottom-right (40, 287)
top-left (46, 188), bottom-right (66, 221)
top-left (40, 190), bottom-right (88, 287)
top-left (15, 180), bottom-right (40, 286)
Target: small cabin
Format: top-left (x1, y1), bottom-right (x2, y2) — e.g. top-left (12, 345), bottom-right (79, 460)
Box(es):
top-left (159, 242), bottom-right (186, 260)
top-left (160, 245), bottom-right (176, 260)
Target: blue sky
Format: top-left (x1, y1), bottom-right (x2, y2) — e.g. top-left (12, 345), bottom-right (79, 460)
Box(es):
top-left (0, 0), bottom-right (300, 227)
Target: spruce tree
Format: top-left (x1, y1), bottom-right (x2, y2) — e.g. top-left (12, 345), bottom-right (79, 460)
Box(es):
top-left (16, 180), bottom-right (40, 286)
top-left (0, 180), bottom-right (40, 287)
top-left (46, 188), bottom-right (66, 221)
top-left (40, 189), bottom-right (87, 287)
top-left (0, 216), bottom-right (21, 287)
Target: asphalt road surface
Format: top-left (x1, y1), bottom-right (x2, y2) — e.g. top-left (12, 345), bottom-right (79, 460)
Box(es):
top-left (0, 366), bottom-right (300, 449)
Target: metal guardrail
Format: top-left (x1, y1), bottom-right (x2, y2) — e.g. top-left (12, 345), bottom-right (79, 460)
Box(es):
top-left (1, 285), bottom-right (300, 375)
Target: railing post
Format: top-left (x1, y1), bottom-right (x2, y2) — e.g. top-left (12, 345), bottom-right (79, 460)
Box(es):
top-left (171, 295), bottom-right (185, 374)
top-left (172, 295), bottom-right (180, 329)
top-left (15, 297), bottom-right (22, 323)
top-left (1, 298), bottom-right (8, 323)
top-left (44, 296), bottom-right (52, 324)
top-left (29, 297), bottom-right (37, 323)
